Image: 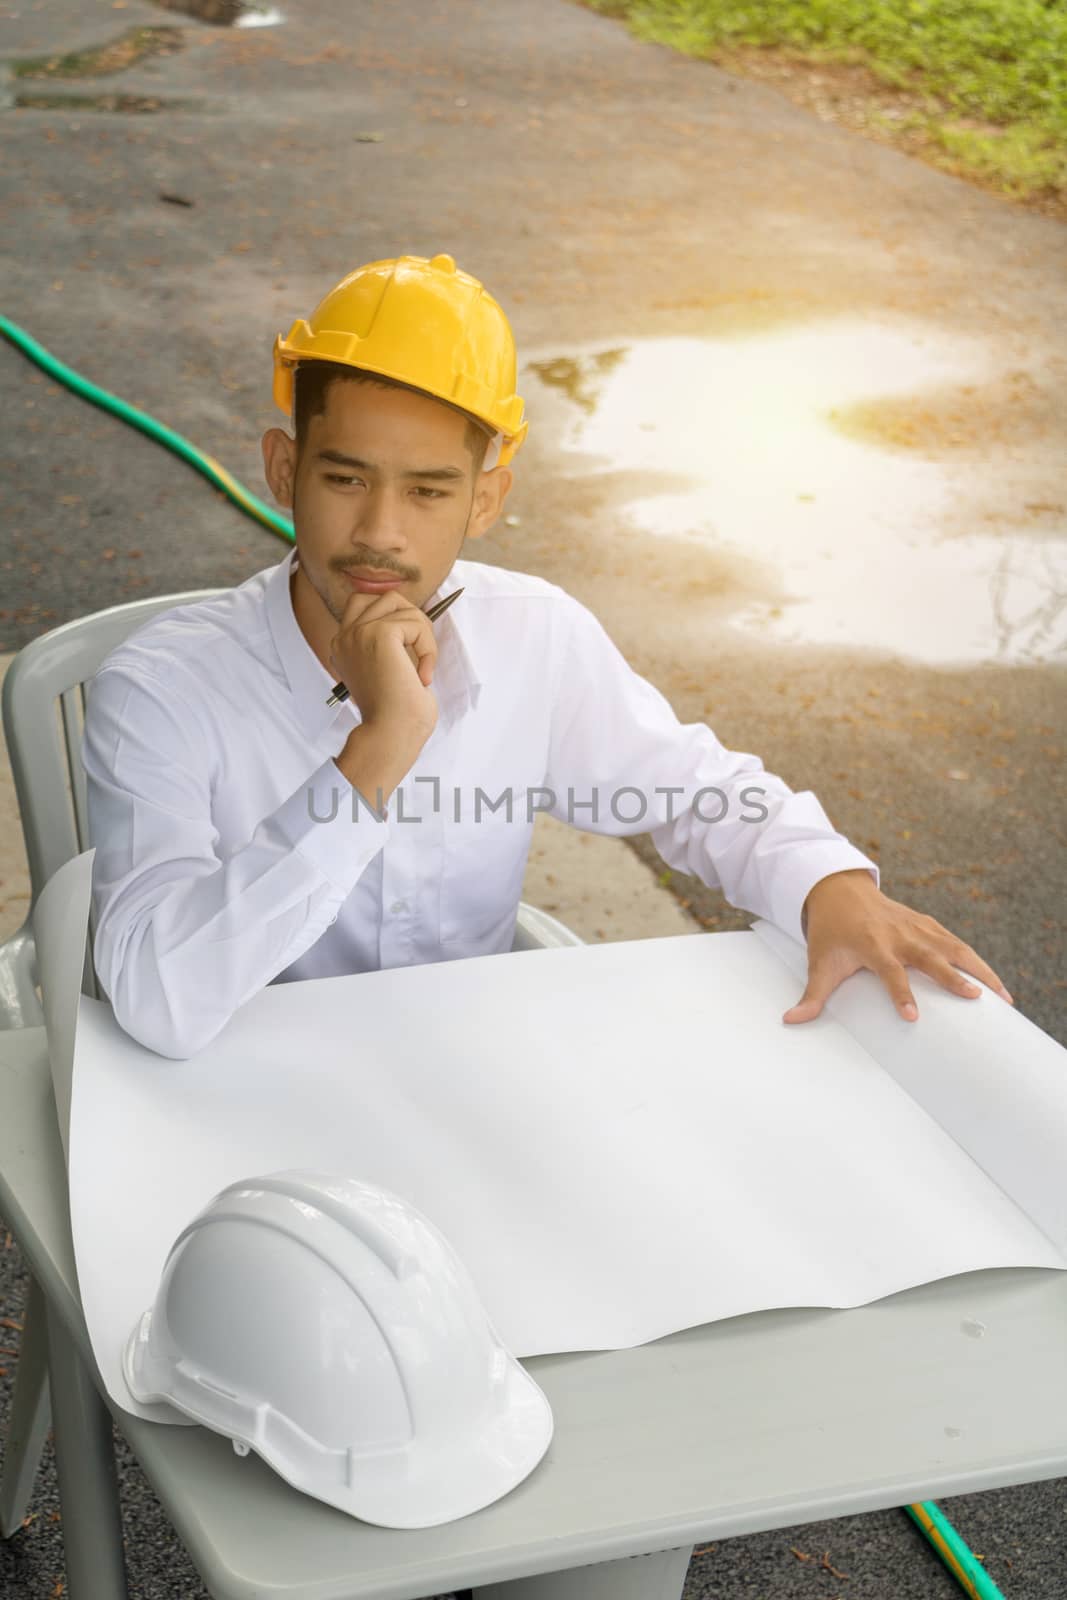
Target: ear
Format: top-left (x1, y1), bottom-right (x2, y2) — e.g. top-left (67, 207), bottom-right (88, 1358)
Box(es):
top-left (465, 465), bottom-right (514, 542)
top-left (261, 427), bottom-right (298, 510)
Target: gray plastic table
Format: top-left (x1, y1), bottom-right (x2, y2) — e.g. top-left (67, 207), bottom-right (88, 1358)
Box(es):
top-left (3, 1022), bottom-right (1066, 1600)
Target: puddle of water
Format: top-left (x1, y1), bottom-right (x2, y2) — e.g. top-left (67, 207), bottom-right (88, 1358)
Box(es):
top-left (12, 91), bottom-right (204, 113)
top-left (146, 0), bottom-right (284, 25)
top-left (10, 26), bottom-right (185, 79)
top-left (524, 323), bottom-right (1067, 666)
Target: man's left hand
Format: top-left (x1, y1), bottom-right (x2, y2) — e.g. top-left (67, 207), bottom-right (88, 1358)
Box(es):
top-left (783, 868), bottom-right (1014, 1025)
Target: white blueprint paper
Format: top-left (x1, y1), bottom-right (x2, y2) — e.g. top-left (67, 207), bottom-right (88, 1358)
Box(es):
top-left (752, 920), bottom-right (1067, 1256)
top-left (38, 851), bottom-right (1067, 1427)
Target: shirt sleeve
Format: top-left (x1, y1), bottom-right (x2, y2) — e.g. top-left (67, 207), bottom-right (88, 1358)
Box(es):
top-left (543, 594), bottom-right (879, 949)
top-left (82, 664), bottom-right (390, 1060)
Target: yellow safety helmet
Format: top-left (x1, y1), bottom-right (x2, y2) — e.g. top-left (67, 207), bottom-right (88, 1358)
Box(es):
top-left (272, 252), bottom-right (528, 467)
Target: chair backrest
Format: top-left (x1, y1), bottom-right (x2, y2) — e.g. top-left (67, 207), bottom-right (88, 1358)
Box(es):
top-left (2, 589), bottom-right (228, 999)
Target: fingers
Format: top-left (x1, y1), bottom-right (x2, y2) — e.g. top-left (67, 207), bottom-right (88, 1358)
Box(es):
top-left (782, 971), bottom-right (838, 1025)
top-left (413, 638), bottom-right (436, 685)
top-left (871, 950), bottom-right (1015, 1023)
top-left (339, 589), bottom-right (408, 626)
top-left (867, 955), bottom-right (921, 1021)
top-left (397, 612), bottom-right (438, 685)
top-left (781, 920), bottom-right (1016, 1032)
top-left (942, 941), bottom-right (1014, 1004)
top-left (911, 952), bottom-right (982, 1001)
top-left (909, 950), bottom-right (1016, 1009)
top-left (787, 953), bottom-right (925, 1024)
top-left (910, 916), bottom-right (1014, 1004)
top-left (338, 589), bottom-right (438, 682)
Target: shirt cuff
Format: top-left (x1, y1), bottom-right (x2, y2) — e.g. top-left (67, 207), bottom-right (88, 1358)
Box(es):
top-left (772, 845), bottom-right (881, 950)
top-left (272, 756), bottom-right (391, 896)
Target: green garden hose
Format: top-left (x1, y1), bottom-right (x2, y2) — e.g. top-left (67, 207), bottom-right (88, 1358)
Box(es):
top-left (0, 312), bottom-right (1011, 1600)
top-left (0, 314), bottom-right (294, 546)
top-left (904, 1500), bottom-right (1006, 1598)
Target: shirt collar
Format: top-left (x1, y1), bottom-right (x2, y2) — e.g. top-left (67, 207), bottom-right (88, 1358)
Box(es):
top-left (264, 546), bottom-right (483, 743)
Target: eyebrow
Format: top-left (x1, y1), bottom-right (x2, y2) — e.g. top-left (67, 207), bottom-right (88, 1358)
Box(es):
top-left (315, 449), bottom-right (466, 482)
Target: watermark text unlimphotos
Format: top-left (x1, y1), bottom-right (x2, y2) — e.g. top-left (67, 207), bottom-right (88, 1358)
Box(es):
top-left (306, 780), bottom-right (771, 826)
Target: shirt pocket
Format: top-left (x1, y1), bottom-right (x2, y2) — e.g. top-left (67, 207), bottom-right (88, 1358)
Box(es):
top-left (439, 787), bottom-right (532, 946)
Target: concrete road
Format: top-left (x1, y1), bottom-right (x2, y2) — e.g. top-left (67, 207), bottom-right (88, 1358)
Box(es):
top-left (1, 0), bottom-right (1064, 1593)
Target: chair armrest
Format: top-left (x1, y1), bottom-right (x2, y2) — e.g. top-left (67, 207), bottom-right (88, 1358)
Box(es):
top-left (0, 915), bottom-right (45, 1030)
top-left (512, 901), bottom-right (586, 952)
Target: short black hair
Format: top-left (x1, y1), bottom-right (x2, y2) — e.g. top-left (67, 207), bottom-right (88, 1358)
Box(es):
top-left (291, 360), bottom-right (496, 476)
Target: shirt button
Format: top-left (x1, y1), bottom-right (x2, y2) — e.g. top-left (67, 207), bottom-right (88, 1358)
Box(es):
top-left (390, 899), bottom-right (408, 914)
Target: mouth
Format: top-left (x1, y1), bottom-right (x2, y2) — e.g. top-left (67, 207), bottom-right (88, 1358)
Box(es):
top-left (341, 569), bottom-right (406, 592)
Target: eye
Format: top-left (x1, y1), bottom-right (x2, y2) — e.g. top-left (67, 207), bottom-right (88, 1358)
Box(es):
top-left (324, 475), bottom-right (448, 500)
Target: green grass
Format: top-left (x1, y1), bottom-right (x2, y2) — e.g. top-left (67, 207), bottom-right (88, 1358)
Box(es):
top-left (577, 0), bottom-right (1067, 201)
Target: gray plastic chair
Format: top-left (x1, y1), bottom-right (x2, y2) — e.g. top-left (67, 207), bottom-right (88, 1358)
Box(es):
top-left (0, 589), bottom-right (584, 1593)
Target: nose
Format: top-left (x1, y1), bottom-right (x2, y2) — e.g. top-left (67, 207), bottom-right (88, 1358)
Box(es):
top-left (348, 483), bottom-right (410, 562)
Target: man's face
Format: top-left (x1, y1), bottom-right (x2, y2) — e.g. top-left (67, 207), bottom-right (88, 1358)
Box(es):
top-left (262, 377), bottom-right (512, 644)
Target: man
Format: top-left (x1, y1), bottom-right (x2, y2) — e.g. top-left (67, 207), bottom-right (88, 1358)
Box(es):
top-left (83, 252), bottom-right (1012, 1059)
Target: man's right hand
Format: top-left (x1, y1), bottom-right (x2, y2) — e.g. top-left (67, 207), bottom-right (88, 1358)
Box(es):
top-left (329, 588), bottom-right (439, 751)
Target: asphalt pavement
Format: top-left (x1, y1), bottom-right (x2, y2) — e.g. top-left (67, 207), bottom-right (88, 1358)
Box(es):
top-left (1, 0), bottom-right (1065, 1594)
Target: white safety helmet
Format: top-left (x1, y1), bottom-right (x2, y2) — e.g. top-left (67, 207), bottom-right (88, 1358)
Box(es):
top-left (123, 1171), bottom-right (553, 1527)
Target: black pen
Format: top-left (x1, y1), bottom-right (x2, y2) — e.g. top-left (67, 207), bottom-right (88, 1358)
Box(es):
top-left (325, 587), bottom-right (465, 707)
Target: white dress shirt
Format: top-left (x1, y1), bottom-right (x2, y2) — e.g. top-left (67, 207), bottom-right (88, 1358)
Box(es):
top-left (82, 546), bottom-right (879, 1058)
